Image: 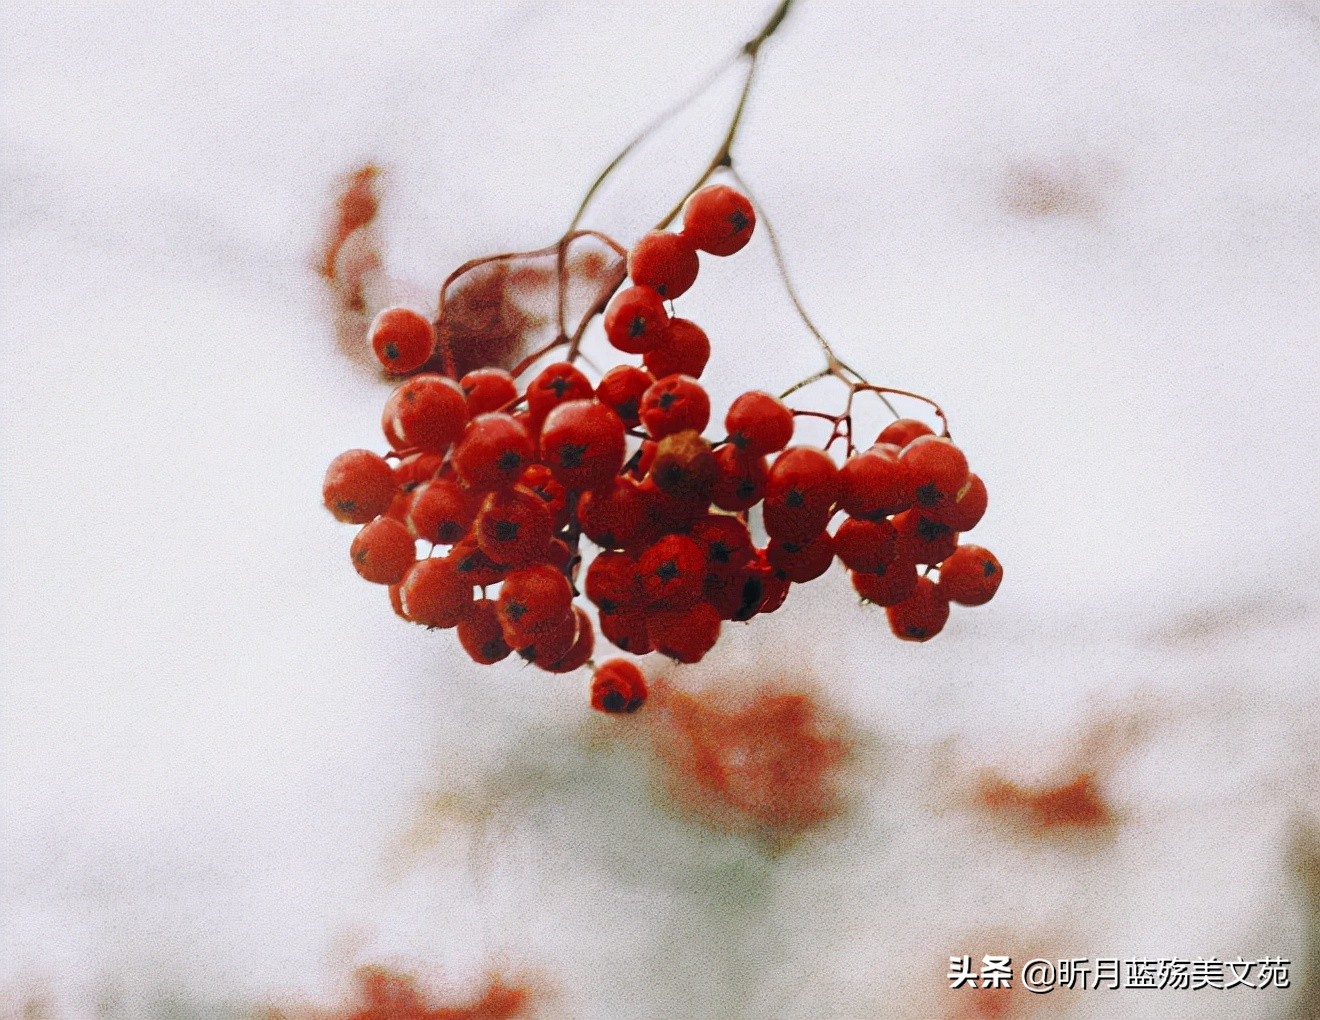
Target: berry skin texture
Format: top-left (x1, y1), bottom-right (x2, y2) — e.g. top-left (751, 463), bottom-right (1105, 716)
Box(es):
top-left (725, 391), bottom-right (794, 456)
top-left (407, 479), bottom-right (477, 545)
top-left (585, 550), bottom-right (641, 616)
top-left (600, 610), bottom-right (653, 655)
top-left (849, 555), bottom-right (919, 607)
top-left (497, 563), bottom-right (573, 647)
top-left (838, 444), bottom-right (913, 518)
top-left (526, 362), bottom-right (594, 426)
top-left (937, 544), bottom-right (1002, 606)
top-left (578, 476), bottom-right (648, 550)
top-left (595, 365), bottom-right (653, 428)
top-left (384, 374), bottom-right (470, 454)
top-left (474, 486), bottom-right (553, 566)
top-left (893, 508), bottom-right (958, 567)
top-left (649, 430), bottom-right (717, 504)
top-left (323, 449), bottom-right (397, 524)
top-left (397, 556), bottom-right (472, 629)
top-left (537, 605), bottom-right (595, 674)
top-left (876, 418), bottom-right (934, 449)
top-left (603, 285), bottom-right (670, 355)
top-left (649, 602), bottom-right (722, 663)
top-left (639, 375), bottom-right (711, 440)
top-left (682, 184), bottom-right (756, 256)
top-left (369, 306), bottom-right (436, 374)
top-left (350, 517), bottom-right (417, 585)
top-left (899, 435), bottom-right (970, 509)
top-left (453, 413), bottom-right (535, 491)
top-left (763, 446), bottom-right (840, 544)
top-left (833, 516), bottom-right (898, 574)
top-left (712, 446), bottom-right (768, 512)
top-left (644, 318), bottom-right (710, 380)
top-left (459, 367), bottom-right (518, 415)
top-left (539, 399), bottom-right (627, 492)
top-left (885, 576), bottom-right (950, 642)
top-left (628, 231), bottom-right (699, 299)
top-left (639, 534), bottom-right (707, 609)
top-left (457, 598), bottom-right (512, 664)
top-left (591, 659), bottom-right (648, 714)
top-left (932, 473), bottom-right (987, 532)
top-left (767, 530), bottom-right (836, 583)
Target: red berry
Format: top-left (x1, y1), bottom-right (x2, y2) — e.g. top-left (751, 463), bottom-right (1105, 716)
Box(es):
top-left (369, 306), bottom-right (435, 374)
top-left (496, 563), bottom-right (573, 647)
top-left (350, 517), bottom-right (417, 584)
top-left (931, 473), bottom-right (987, 532)
top-left (767, 531), bottom-right (835, 583)
top-left (603, 285), bottom-right (670, 355)
top-left (832, 516), bottom-right (898, 574)
top-left (849, 556), bottom-right (919, 607)
top-left (648, 602), bottom-right (721, 663)
top-left (689, 515), bottom-right (756, 578)
top-left (600, 610), bottom-right (653, 655)
top-left (446, 538), bottom-right (507, 587)
top-left (885, 576), bottom-right (950, 642)
top-left (459, 367), bottom-right (518, 415)
top-left (539, 399), bottom-right (627, 492)
top-left (579, 476), bottom-right (649, 550)
top-left (595, 365), bottom-right (653, 428)
top-left (407, 479), bottom-right (478, 545)
top-left (452, 413), bottom-right (535, 490)
top-left (323, 449), bottom-right (397, 524)
top-left (628, 231), bottom-right (699, 299)
top-left (763, 447), bottom-right (840, 544)
top-left (876, 418), bottom-right (934, 448)
top-left (893, 509), bottom-right (958, 566)
top-left (397, 556), bottom-right (472, 629)
top-left (711, 446), bottom-right (768, 512)
top-left (725, 391), bottom-right (794, 455)
top-left (838, 444), bottom-right (913, 518)
top-left (457, 598), bottom-right (512, 664)
top-left (649, 430), bottom-right (717, 503)
top-left (899, 435), bottom-right (969, 510)
top-left (526, 361), bottom-right (594, 426)
top-left (383, 374), bottom-right (469, 454)
top-left (391, 451), bottom-right (446, 495)
top-left (517, 605), bottom-right (579, 666)
top-left (681, 184), bottom-right (755, 256)
top-left (585, 550), bottom-right (641, 616)
top-left (591, 659), bottom-right (648, 714)
top-left (474, 486), bottom-right (553, 566)
top-left (937, 545), bottom-right (1002, 606)
top-left (644, 318), bottom-right (710, 380)
top-left (639, 374), bottom-right (710, 440)
top-left (638, 534), bottom-right (706, 609)
top-left (519, 463), bottom-right (570, 529)
top-left (536, 606), bottom-right (595, 674)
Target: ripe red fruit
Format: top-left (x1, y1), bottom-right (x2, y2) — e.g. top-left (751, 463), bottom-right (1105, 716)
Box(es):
top-left (763, 446), bottom-right (840, 544)
top-left (603, 285), bottom-right (670, 355)
top-left (452, 413), bottom-right (535, 490)
top-left (849, 556), bottom-right (919, 607)
top-left (893, 509), bottom-right (958, 566)
top-left (648, 601), bottom-right (721, 663)
top-left (383, 374), bottom-right (469, 454)
top-left (585, 550), bottom-right (641, 616)
top-left (937, 544), bottom-right (1002, 606)
top-left (689, 515), bottom-right (756, 577)
top-left (474, 486), bottom-right (553, 566)
top-left (391, 452), bottom-right (446, 495)
top-left (407, 479), bottom-right (478, 545)
top-left (638, 534), bottom-right (707, 609)
top-left (539, 399), bottom-right (627, 491)
top-left (536, 606), bottom-right (595, 674)
top-left (899, 435), bottom-right (970, 509)
top-left (526, 362), bottom-right (594, 426)
top-left (876, 418), bottom-right (934, 448)
top-left (711, 446), bottom-right (768, 512)
top-left (517, 605), bottom-right (579, 665)
top-left (595, 364), bottom-right (653, 428)
top-left (599, 610), bottom-right (653, 654)
top-left (644, 318), bottom-right (710, 380)
top-left (838, 445), bottom-right (914, 518)
top-left (682, 184), bottom-right (756, 256)
top-left (496, 563), bottom-right (573, 647)
top-left (591, 659), bottom-right (648, 714)
top-left (446, 538), bottom-right (507, 587)
top-left (649, 430), bottom-right (717, 503)
top-left (885, 576), bottom-right (950, 642)
top-left (931, 473), bottom-right (987, 532)
top-left (639, 374), bottom-right (710, 439)
top-left (350, 517), bottom-right (417, 584)
top-left (369, 306), bottom-right (436, 374)
top-left (323, 449), bottom-right (397, 524)
top-left (767, 531), bottom-right (835, 583)
top-left (725, 391), bottom-right (794, 455)
top-left (518, 463), bottom-right (570, 529)
top-left (628, 231), bottom-right (699, 299)
top-left (832, 516), bottom-right (898, 574)
top-left (397, 556), bottom-right (472, 629)
top-left (579, 476), bottom-right (649, 550)
top-left (457, 598), bottom-right (512, 664)
top-left (459, 367), bottom-right (519, 415)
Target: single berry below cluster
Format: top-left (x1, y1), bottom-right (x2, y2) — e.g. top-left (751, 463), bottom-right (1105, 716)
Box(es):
top-left (323, 184), bottom-right (1000, 713)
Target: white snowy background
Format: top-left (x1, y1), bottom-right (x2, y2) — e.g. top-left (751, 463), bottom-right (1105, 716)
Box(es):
top-left (2, 2), bottom-right (1318, 1018)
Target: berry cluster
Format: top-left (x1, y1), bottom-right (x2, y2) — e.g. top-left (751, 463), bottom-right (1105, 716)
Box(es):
top-left (323, 183), bottom-right (1000, 714)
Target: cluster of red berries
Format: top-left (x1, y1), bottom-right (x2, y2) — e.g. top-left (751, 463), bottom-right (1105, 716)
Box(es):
top-left (323, 183), bottom-right (999, 714)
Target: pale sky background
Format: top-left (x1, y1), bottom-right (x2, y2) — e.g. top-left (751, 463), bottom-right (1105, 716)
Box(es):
top-left (2, 2), bottom-right (1319, 1018)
